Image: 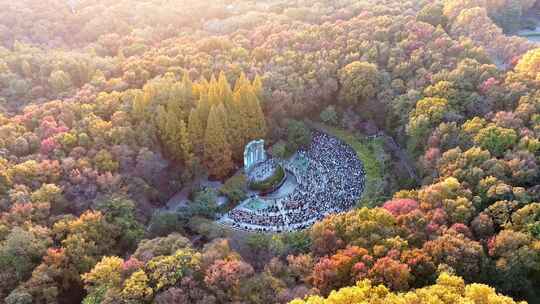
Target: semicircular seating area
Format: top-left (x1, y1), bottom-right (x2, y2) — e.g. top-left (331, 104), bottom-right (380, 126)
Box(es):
top-left (219, 131), bottom-right (366, 233)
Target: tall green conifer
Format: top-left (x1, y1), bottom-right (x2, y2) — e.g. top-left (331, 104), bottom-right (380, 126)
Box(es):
top-left (208, 75), bottom-right (220, 106)
top-left (178, 119), bottom-right (195, 166)
top-left (193, 75), bottom-right (209, 100)
top-left (252, 74), bottom-right (264, 101)
top-left (196, 87), bottom-right (211, 130)
top-left (234, 72), bottom-right (249, 92)
top-left (203, 104), bottom-right (233, 179)
top-left (234, 84), bottom-right (267, 144)
top-left (188, 108), bottom-right (205, 155)
top-left (181, 71), bottom-right (193, 101)
top-left (218, 71), bottom-right (234, 108)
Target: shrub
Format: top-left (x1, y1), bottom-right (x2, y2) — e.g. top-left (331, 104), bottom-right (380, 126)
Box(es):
top-left (220, 174), bottom-right (247, 205)
top-left (147, 212), bottom-right (183, 237)
top-left (320, 106), bottom-right (338, 125)
top-left (271, 141), bottom-right (290, 159)
top-left (248, 165), bottom-right (285, 192)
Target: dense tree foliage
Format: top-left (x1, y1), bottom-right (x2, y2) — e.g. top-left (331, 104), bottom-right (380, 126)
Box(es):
top-left (1, 0), bottom-right (540, 303)
top-left (291, 272), bottom-right (527, 304)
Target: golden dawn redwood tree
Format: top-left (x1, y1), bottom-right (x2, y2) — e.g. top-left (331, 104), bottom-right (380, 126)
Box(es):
top-left (203, 104), bottom-right (233, 179)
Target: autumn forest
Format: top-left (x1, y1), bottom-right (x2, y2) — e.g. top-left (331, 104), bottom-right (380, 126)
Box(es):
top-left (0, 0), bottom-right (540, 304)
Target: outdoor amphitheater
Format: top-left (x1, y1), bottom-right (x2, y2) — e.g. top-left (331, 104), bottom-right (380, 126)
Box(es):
top-left (218, 131), bottom-right (366, 233)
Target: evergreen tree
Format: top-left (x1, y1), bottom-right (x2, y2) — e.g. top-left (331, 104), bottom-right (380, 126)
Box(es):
top-left (181, 71), bottom-right (193, 102)
top-left (234, 84), bottom-right (266, 144)
top-left (208, 75), bottom-right (220, 106)
top-left (156, 105), bottom-right (182, 162)
top-left (252, 74), bottom-right (264, 101)
top-left (203, 104), bottom-right (233, 179)
top-left (188, 108), bottom-right (205, 155)
top-left (178, 119), bottom-right (195, 169)
top-left (226, 104), bottom-right (245, 160)
top-left (245, 89), bottom-right (267, 140)
top-left (213, 74), bottom-right (242, 160)
top-left (196, 84), bottom-right (211, 130)
top-left (234, 72), bottom-right (250, 92)
top-left (152, 76), bottom-right (195, 165)
top-left (193, 75), bottom-right (209, 100)
top-left (218, 71), bottom-right (234, 108)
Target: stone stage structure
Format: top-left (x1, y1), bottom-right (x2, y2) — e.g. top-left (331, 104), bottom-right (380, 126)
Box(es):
top-left (244, 139), bottom-right (267, 172)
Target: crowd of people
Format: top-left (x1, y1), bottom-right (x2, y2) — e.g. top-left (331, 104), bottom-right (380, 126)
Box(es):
top-left (226, 209), bottom-right (287, 232)
top-left (219, 131), bottom-right (365, 232)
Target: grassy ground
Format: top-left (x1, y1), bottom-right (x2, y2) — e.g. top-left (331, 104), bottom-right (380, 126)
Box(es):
top-left (309, 122), bottom-right (388, 206)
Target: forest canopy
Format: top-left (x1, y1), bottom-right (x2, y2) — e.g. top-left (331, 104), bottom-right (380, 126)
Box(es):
top-left (0, 0), bottom-right (540, 304)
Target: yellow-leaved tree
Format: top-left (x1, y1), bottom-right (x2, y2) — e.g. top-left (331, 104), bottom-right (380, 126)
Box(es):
top-left (290, 272), bottom-right (526, 304)
top-left (203, 104), bottom-right (234, 179)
